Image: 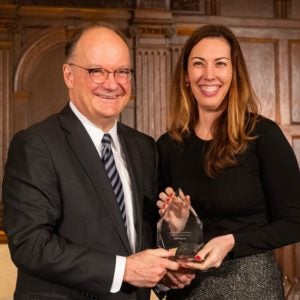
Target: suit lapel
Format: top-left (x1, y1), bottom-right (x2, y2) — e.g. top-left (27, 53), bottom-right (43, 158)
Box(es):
top-left (58, 105), bottom-right (131, 253)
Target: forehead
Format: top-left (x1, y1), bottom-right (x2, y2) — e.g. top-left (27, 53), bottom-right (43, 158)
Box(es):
top-left (190, 37), bottom-right (231, 58)
top-left (73, 27), bottom-right (130, 67)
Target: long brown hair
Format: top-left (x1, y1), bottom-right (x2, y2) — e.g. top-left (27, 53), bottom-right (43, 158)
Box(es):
top-left (168, 24), bottom-right (260, 177)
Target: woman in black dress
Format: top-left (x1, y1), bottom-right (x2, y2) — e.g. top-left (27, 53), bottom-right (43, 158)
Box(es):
top-left (157, 24), bottom-right (300, 299)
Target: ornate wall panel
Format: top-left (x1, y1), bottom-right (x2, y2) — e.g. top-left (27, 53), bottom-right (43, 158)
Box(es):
top-left (131, 9), bottom-right (174, 138)
top-left (136, 48), bottom-right (171, 138)
top-left (290, 40), bottom-right (300, 123)
top-left (0, 45), bottom-right (11, 167)
top-left (136, 0), bottom-right (167, 10)
top-left (0, 44), bottom-right (11, 228)
top-left (27, 45), bottom-right (68, 124)
top-left (14, 27), bottom-right (66, 92)
top-left (13, 27), bottom-right (67, 132)
top-left (12, 0), bottom-right (135, 8)
top-left (171, 0), bottom-right (205, 12)
top-left (219, 0), bottom-right (274, 18)
top-left (291, 0), bottom-right (300, 19)
top-left (170, 46), bottom-right (182, 75)
top-left (278, 39), bottom-right (290, 125)
top-left (240, 39), bottom-right (277, 121)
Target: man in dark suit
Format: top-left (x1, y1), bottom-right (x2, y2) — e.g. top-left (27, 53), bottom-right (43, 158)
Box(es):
top-left (2, 22), bottom-right (181, 300)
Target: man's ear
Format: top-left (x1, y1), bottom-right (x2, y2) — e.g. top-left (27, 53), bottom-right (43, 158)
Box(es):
top-left (63, 64), bottom-right (74, 88)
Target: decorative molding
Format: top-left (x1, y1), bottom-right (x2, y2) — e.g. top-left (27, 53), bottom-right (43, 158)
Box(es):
top-left (13, 0), bottom-right (134, 8)
top-left (206, 0), bottom-right (218, 15)
top-left (171, 0), bottom-right (201, 11)
top-left (136, 0), bottom-right (168, 10)
top-left (289, 40), bottom-right (300, 124)
top-left (128, 24), bottom-right (175, 38)
top-left (4, 20), bottom-right (22, 34)
top-left (164, 26), bottom-right (176, 38)
top-left (14, 27), bottom-right (66, 92)
top-left (274, 0), bottom-right (290, 19)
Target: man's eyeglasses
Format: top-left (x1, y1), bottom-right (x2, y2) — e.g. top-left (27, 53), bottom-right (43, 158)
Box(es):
top-left (68, 63), bottom-right (134, 84)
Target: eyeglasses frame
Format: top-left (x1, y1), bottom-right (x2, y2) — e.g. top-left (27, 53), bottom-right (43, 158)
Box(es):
top-left (68, 63), bottom-right (134, 84)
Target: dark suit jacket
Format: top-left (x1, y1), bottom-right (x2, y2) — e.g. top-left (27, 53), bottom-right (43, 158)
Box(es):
top-left (3, 105), bottom-right (159, 300)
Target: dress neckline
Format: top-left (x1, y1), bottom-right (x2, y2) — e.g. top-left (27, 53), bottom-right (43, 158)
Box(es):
top-left (191, 131), bottom-right (213, 143)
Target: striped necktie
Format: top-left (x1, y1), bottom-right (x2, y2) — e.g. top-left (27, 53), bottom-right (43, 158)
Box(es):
top-left (101, 133), bottom-right (127, 227)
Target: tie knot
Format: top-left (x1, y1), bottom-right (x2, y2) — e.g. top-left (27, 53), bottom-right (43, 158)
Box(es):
top-left (102, 133), bottom-right (112, 146)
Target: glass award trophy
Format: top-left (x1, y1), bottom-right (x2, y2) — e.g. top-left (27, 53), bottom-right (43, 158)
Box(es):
top-left (157, 188), bottom-right (203, 262)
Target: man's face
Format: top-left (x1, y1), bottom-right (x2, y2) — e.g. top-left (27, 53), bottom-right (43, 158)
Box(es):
top-left (63, 27), bottom-right (131, 131)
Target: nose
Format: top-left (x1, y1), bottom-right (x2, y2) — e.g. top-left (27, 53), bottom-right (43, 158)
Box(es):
top-left (204, 64), bottom-right (215, 80)
top-left (101, 72), bottom-right (119, 90)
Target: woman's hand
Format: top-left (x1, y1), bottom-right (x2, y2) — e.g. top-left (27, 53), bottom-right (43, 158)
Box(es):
top-left (157, 187), bottom-right (190, 233)
top-left (157, 187), bottom-right (175, 216)
top-left (185, 234), bottom-right (235, 271)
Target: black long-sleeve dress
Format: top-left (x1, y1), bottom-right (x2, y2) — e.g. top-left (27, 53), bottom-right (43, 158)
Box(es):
top-left (157, 117), bottom-right (300, 299)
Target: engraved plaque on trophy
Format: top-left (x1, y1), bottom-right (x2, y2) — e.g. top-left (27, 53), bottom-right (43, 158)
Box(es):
top-left (157, 188), bottom-right (204, 262)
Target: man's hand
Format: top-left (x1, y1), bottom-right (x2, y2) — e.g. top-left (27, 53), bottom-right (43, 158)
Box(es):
top-left (123, 248), bottom-right (179, 287)
top-left (161, 268), bottom-right (195, 289)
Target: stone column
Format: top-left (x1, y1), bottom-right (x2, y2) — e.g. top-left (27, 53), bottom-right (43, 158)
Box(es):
top-left (129, 9), bottom-right (175, 139)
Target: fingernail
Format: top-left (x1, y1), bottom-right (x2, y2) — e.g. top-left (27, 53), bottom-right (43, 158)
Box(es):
top-left (194, 255), bottom-right (201, 261)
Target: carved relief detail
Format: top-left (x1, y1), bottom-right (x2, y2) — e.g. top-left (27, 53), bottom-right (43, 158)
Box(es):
top-left (137, 0), bottom-right (168, 10)
top-left (13, 0), bottom-right (134, 8)
top-left (3, 20), bottom-right (22, 34)
top-left (171, 0), bottom-right (201, 10)
top-left (128, 25), bottom-right (175, 38)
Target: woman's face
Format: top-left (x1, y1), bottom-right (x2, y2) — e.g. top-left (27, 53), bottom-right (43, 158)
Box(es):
top-left (186, 37), bottom-right (233, 113)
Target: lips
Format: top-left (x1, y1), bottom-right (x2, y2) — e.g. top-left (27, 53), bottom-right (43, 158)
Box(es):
top-left (97, 94), bottom-right (118, 100)
top-left (200, 85), bottom-right (220, 97)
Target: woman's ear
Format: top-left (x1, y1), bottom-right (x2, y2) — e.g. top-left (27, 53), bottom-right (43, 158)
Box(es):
top-left (63, 64), bottom-right (74, 88)
top-left (185, 74), bottom-right (190, 87)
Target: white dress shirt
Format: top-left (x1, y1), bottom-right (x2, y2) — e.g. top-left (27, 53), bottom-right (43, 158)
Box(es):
top-left (70, 101), bottom-right (136, 293)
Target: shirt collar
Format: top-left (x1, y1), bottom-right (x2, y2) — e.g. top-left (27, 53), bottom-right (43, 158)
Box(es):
top-left (69, 101), bottom-right (119, 152)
